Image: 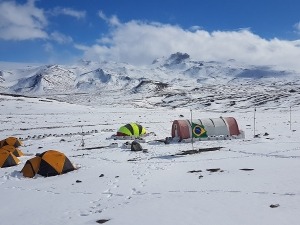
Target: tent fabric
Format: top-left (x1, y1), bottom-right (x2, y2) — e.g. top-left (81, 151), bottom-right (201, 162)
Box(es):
top-left (199, 118), bottom-right (216, 136)
top-left (0, 137), bottom-right (23, 148)
top-left (21, 150), bottom-right (75, 178)
top-left (21, 156), bottom-right (42, 178)
top-left (223, 117), bottom-right (240, 135)
top-left (0, 145), bottom-right (24, 157)
top-left (215, 118), bottom-right (231, 136)
top-left (117, 123), bottom-right (147, 137)
top-left (171, 117), bottom-right (241, 140)
top-left (0, 150), bottom-right (20, 168)
top-left (171, 120), bottom-right (191, 140)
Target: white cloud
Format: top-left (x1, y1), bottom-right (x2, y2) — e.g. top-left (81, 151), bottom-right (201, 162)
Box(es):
top-left (78, 15), bottom-right (300, 72)
top-left (0, 0), bottom-right (48, 40)
top-left (50, 31), bottom-right (73, 44)
top-left (294, 22), bottom-right (300, 34)
top-left (98, 11), bottom-right (120, 26)
top-left (51, 7), bottom-right (86, 19)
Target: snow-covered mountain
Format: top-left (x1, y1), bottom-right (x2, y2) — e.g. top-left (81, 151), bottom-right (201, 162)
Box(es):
top-left (1, 52), bottom-right (299, 111)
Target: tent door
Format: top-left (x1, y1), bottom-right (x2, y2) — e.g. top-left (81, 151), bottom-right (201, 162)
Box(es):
top-left (174, 124), bottom-right (178, 137)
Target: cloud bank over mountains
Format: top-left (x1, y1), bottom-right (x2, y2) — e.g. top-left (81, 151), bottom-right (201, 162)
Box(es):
top-left (1, 1), bottom-right (300, 72)
top-left (82, 16), bottom-right (300, 72)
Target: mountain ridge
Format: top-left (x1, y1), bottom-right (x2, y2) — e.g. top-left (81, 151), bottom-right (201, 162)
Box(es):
top-left (1, 52), bottom-right (299, 111)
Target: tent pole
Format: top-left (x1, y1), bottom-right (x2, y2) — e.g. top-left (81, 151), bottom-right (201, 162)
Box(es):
top-left (253, 107), bottom-right (256, 137)
top-left (290, 106), bottom-right (292, 131)
top-left (80, 126), bottom-right (85, 147)
top-left (190, 109), bottom-right (194, 150)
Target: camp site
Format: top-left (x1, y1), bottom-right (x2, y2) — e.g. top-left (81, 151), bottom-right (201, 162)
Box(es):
top-left (1, 92), bottom-right (300, 225)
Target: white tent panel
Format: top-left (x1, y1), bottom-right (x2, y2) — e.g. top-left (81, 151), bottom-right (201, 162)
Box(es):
top-left (211, 118), bottom-right (230, 136)
top-left (200, 118), bottom-right (216, 136)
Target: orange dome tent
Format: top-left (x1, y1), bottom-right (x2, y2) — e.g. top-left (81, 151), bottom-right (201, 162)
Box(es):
top-left (0, 150), bottom-right (20, 168)
top-left (0, 137), bottom-right (23, 148)
top-left (22, 150), bottom-right (76, 178)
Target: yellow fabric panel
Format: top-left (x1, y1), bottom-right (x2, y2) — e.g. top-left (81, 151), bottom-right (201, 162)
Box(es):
top-left (41, 150), bottom-right (66, 174)
top-left (141, 127), bottom-right (146, 135)
top-left (0, 145), bottom-right (24, 157)
top-left (0, 145), bottom-right (15, 152)
top-left (6, 137), bottom-right (17, 146)
top-left (30, 156), bottom-right (42, 173)
top-left (21, 156), bottom-right (41, 178)
top-left (22, 164), bottom-right (35, 178)
top-left (0, 151), bottom-right (9, 166)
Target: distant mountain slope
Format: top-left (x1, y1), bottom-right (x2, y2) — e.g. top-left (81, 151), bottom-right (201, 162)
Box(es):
top-left (1, 52), bottom-right (299, 111)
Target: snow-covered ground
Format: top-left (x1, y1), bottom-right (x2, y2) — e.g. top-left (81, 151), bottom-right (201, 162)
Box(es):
top-left (1, 93), bottom-right (300, 225)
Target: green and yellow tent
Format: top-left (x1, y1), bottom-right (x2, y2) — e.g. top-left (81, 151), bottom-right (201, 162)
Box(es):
top-left (117, 123), bottom-right (146, 137)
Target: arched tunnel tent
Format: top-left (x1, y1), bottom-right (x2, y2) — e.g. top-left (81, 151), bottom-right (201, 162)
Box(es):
top-left (171, 117), bottom-right (242, 140)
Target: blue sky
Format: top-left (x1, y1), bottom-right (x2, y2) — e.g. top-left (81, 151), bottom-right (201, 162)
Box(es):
top-left (1, 0), bottom-right (300, 71)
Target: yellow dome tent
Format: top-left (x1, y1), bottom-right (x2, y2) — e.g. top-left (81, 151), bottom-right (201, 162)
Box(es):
top-left (0, 150), bottom-right (20, 168)
top-left (21, 150), bottom-right (76, 178)
top-left (0, 137), bottom-right (23, 148)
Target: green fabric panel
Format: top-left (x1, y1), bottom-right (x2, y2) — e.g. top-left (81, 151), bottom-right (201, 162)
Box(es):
top-left (131, 123), bottom-right (140, 136)
top-left (118, 126), bottom-right (132, 136)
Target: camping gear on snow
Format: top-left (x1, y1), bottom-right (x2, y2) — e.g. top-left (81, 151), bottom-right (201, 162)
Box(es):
top-left (0, 136), bottom-right (23, 148)
top-left (171, 117), bottom-right (244, 141)
top-left (0, 145), bottom-right (24, 157)
top-left (117, 123), bottom-right (147, 137)
top-left (0, 150), bottom-right (20, 168)
top-left (122, 141), bottom-right (132, 149)
top-left (21, 150), bottom-right (76, 178)
top-left (131, 141), bottom-right (143, 151)
top-left (79, 142), bottom-right (119, 150)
